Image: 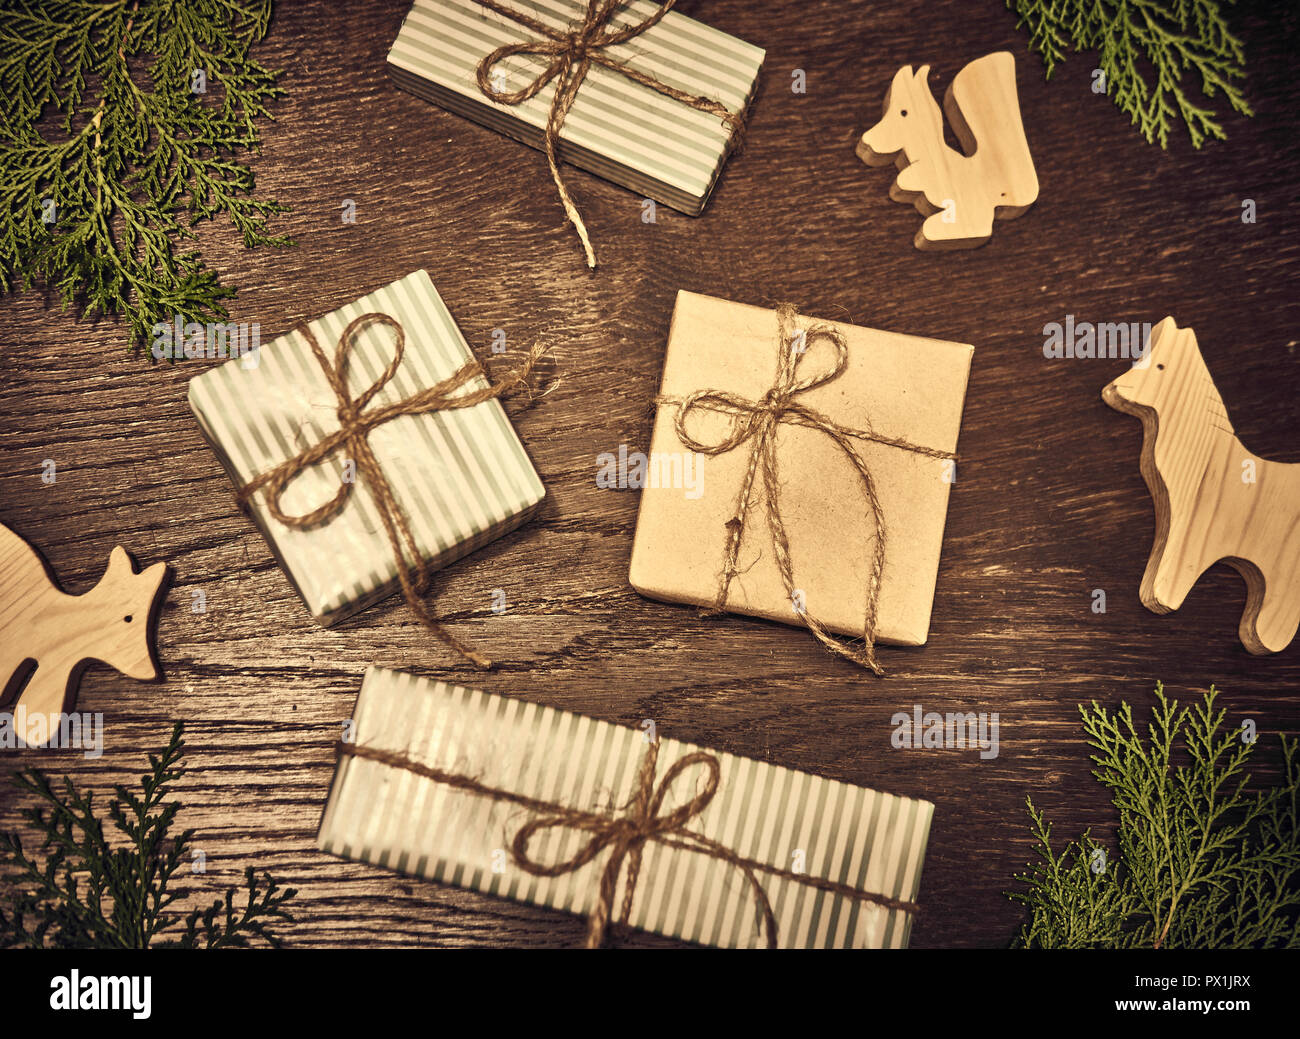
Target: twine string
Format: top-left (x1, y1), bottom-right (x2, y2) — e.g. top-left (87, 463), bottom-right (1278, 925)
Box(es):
top-left (337, 736), bottom-right (921, 948)
top-left (473, 0), bottom-right (743, 269)
top-left (656, 305), bottom-right (957, 674)
top-left (237, 313), bottom-right (545, 669)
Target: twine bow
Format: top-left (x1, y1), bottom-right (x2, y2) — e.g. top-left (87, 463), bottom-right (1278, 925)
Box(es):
top-left (237, 312), bottom-right (544, 669)
top-left (473, 0), bottom-right (744, 269)
top-left (337, 736), bottom-right (921, 948)
top-left (657, 305), bottom-right (957, 674)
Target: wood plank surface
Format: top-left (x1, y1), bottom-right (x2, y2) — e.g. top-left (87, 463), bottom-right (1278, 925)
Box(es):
top-left (2, 0), bottom-right (1298, 948)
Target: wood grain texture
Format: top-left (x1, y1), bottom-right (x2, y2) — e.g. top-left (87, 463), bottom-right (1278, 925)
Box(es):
top-left (0, 526), bottom-right (166, 729)
top-left (1103, 317), bottom-right (1300, 655)
top-left (1, 0), bottom-right (1298, 949)
top-left (857, 51), bottom-right (1039, 249)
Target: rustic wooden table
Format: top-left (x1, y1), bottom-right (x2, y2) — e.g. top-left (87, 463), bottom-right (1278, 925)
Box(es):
top-left (2, 0), bottom-right (1298, 949)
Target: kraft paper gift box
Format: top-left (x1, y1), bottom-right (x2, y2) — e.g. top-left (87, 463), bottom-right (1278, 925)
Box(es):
top-left (317, 667), bottom-right (935, 948)
top-left (187, 270), bottom-right (544, 626)
top-left (630, 291), bottom-right (972, 651)
top-left (387, 0), bottom-right (765, 215)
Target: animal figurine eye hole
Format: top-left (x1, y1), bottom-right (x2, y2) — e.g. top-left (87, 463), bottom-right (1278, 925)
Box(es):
top-left (900, 109), bottom-right (908, 116)
top-left (124, 615), bottom-right (133, 623)
top-left (1156, 364), bottom-right (1165, 371)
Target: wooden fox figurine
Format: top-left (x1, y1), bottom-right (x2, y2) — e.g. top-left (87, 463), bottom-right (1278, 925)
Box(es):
top-left (1103, 317), bottom-right (1300, 654)
top-left (857, 51), bottom-right (1038, 249)
top-left (0, 523), bottom-right (166, 739)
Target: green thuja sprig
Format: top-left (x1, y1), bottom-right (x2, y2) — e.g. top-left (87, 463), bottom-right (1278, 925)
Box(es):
top-left (0, 722), bottom-right (297, 949)
top-left (1006, 0), bottom-right (1253, 148)
top-left (0, 0), bottom-right (290, 349)
top-left (1009, 685), bottom-right (1300, 949)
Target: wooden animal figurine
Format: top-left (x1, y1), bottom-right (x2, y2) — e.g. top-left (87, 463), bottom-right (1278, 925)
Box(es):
top-left (1103, 317), bottom-right (1300, 654)
top-left (0, 523), bottom-right (167, 740)
top-left (857, 51), bottom-right (1038, 250)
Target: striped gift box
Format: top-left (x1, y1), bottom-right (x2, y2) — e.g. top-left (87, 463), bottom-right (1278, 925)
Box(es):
top-left (318, 667), bottom-right (934, 948)
top-left (187, 271), bottom-right (544, 625)
top-left (388, 0), bottom-right (765, 215)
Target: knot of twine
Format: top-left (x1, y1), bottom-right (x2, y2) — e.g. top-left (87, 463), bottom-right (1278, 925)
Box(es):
top-left (236, 313), bottom-right (545, 669)
top-left (337, 737), bottom-right (920, 948)
top-left (473, 0), bottom-right (744, 269)
top-left (657, 305), bottom-right (957, 674)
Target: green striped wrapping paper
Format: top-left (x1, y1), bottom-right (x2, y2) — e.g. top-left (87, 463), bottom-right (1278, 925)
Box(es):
top-left (318, 667), bottom-right (934, 948)
top-left (387, 0), bottom-right (765, 215)
top-left (187, 271), bottom-right (545, 625)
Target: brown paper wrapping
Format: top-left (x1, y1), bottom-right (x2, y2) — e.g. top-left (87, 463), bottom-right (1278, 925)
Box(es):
top-left (629, 291), bottom-right (972, 648)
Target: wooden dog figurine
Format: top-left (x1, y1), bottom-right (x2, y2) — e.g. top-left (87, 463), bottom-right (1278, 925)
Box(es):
top-left (857, 51), bottom-right (1038, 249)
top-left (1, 523), bottom-right (166, 741)
top-left (1103, 317), bottom-right (1300, 654)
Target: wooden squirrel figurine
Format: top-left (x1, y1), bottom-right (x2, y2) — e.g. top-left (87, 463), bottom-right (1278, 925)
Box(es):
top-left (857, 51), bottom-right (1038, 249)
top-left (1, 523), bottom-right (166, 739)
top-left (1103, 317), bottom-right (1300, 654)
